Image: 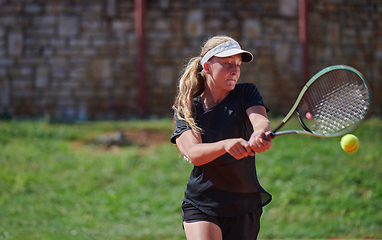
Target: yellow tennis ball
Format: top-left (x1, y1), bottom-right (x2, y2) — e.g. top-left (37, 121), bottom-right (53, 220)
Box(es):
top-left (340, 134), bottom-right (359, 153)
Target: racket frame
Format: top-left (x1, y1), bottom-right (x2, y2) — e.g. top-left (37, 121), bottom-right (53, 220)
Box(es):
top-left (268, 65), bottom-right (371, 139)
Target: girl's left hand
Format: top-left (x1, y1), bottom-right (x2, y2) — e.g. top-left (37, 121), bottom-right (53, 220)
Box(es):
top-left (248, 130), bottom-right (273, 153)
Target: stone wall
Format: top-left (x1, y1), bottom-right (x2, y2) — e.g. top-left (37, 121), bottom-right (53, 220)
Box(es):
top-left (309, 0), bottom-right (381, 116)
top-left (0, 0), bottom-right (380, 120)
top-left (0, 0), bottom-right (138, 120)
top-left (145, 0), bottom-right (304, 117)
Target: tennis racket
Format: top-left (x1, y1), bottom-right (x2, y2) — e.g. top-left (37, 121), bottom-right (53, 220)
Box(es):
top-left (265, 65), bottom-right (371, 140)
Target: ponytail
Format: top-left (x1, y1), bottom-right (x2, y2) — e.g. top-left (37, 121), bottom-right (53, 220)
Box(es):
top-left (173, 56), bottom-right (206, 133)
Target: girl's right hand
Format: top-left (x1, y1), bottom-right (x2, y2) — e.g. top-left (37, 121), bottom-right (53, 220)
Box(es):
top-left (248, 130), bottom-right (273, 153)
top-left (223, 138), bottom-right (255, 159)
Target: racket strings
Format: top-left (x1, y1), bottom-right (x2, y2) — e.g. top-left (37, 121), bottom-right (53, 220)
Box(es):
top-left (299, 69), bottom-right (370, 136)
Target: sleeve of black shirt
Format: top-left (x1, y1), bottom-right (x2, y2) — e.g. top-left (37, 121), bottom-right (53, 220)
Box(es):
top-left (243, 83), bottom-right (270, 112)
top-left (170, 110), bottom-right (191, 144)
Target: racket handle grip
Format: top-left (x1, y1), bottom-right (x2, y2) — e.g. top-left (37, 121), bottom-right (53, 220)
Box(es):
top-left (263, 131), bottom-right (273, 141)
top-left (248, 132), bottom-right (273, 144)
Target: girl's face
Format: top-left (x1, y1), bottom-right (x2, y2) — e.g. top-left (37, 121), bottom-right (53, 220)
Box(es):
top-left (206, 54), bottom-right (242, 91)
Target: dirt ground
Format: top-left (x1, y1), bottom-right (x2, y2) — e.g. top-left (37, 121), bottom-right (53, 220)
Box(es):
top-left (122, 129), bottom-right (169, 147)
top-left (71, 129), bottom-right (169, 153)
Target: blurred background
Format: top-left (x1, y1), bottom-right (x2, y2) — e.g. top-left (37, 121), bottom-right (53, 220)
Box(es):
top-left (0, 0), bottom-right (381, 121)
top-left (0, 1), bottom-right (381, 239)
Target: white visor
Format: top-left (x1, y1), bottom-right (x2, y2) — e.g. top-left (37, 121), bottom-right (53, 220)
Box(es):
top-left (200, 41), bottom-right (253, 68)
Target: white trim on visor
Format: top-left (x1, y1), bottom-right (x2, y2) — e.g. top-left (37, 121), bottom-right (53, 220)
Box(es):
top-left (200, 41), bottom-right (253, 68)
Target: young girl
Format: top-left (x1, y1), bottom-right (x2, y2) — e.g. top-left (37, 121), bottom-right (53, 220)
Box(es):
top-left (171, 36), bottom-right (273, 240)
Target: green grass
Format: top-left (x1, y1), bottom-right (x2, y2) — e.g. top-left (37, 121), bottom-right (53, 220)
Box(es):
top-left (0, 118), bottom-right (381, 239)
top-left (257, 117), bottom-right (382, 239)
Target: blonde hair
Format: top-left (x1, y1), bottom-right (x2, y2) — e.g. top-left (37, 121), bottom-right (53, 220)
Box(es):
top-left (173, 36), bottom-right (236, 133)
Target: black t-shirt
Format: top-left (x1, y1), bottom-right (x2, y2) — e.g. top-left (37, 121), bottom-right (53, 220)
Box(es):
top-left (171, 83), bottom-right (272, 217)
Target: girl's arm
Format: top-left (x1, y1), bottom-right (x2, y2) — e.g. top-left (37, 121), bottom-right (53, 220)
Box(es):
top-left (175, 130), bottom-right (254, 166)
top-left (246, 105), bottom-right (273, 153)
